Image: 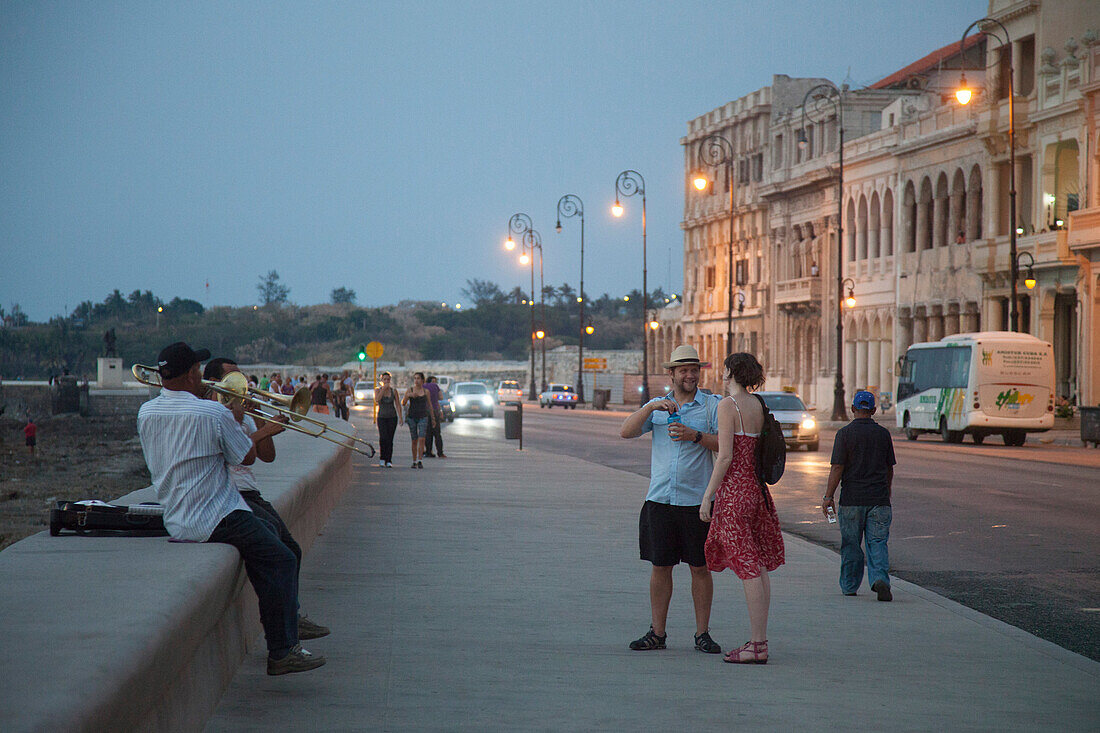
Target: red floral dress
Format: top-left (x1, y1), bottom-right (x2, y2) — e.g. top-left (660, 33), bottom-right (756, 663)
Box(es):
top-left (704, 400), bottom-right (785, 579)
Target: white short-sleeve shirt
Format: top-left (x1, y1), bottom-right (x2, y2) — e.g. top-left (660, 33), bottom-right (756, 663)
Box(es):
top-left (137, 389), bottom-right (252, 541)
top-left (227, 415), bottom-right (260, 492)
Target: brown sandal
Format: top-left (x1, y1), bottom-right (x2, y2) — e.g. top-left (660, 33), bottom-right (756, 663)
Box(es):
top-left (723, 640), bottom-right (768, 664)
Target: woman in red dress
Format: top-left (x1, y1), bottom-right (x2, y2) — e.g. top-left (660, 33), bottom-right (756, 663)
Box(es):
top-left (700, 352), bottom-right (784, 664)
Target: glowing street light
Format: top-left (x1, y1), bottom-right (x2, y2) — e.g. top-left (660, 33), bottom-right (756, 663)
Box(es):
top-left (692, 172), bottom-right (709, 191)
top-left (519, 252), bottom-right (530, 265)
top-left (504, 236), bottom-right (516, 251)
top-left (611, 202), bottom-right (624, 217)
top-left (843, 278), bottom-right (857, 309)
top-left (955, 73), bottom-right (973, 105)
top-left (535, 329), bottom-right (545, 339)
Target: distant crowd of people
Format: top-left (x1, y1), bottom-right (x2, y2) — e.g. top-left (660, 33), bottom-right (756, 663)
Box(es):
top-left (223, 370), bottom-right (358, 421)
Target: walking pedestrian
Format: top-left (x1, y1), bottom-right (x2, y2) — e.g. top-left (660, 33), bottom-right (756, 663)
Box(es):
top-left (423, 375), bottom-right (446, 458)
top-left (310, 375), bottom-right (330, 415)
top-left (331, 380), bottom-right (350, 421)
top-left (822, 390), bottom-right (896, 601)
top-left (700, 352), bottom-right (785, 664)
top-left (619, 345), bottom-right (723, 654)
top-left (24, 417), bottom-right (37, 457)
top-left (402, 372), bottom-right (434, 469)
top-left (375, 372), bottom-right (401, 468)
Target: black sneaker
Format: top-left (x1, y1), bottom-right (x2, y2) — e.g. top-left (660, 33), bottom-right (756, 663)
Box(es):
top-left (629, 626), bottom-right (667, 651)
top-left (694, 631), bottom-right (722, 654)
top-left (872, 580), bottom-right (893, 602)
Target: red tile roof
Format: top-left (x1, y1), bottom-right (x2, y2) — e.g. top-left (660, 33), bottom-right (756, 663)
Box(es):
top-left (870, 34), bottom-right (985, 90)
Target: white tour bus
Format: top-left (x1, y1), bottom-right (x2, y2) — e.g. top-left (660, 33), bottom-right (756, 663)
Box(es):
top-left (895, 331), bottom-right (1054, 446)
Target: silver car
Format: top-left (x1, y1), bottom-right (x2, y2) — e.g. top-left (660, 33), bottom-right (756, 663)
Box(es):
top-left (757, 391), bottom-right (819, 451)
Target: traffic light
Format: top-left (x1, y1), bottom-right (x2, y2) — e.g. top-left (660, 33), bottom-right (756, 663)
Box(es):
top-left (357, 344), bottom-right (366, 362)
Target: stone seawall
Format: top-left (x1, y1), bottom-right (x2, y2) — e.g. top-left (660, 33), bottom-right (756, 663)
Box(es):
top-left (0, 415), bottom-right (354, 732)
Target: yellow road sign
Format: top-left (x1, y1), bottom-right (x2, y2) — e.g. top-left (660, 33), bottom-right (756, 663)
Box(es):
top-left (365, 341), bottom-right (384, 360)
top-left (583, 357), bottom-right (608, 370)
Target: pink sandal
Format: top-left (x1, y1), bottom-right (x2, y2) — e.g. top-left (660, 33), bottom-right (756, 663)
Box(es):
top-left (723, 640), bottom-right (768, 664)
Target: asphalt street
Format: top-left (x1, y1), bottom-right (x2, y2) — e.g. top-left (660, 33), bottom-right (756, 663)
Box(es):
top-left (443, 404), bottom-right (1100, 661)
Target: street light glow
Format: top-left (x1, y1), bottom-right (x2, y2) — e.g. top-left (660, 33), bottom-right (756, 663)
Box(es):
top-left (955, 73), bottom-right (973, 105)
top-left (535, 329), bottom-right (545, 339)
top-left (649, 320), bottom-right (659, 331)
top-left (623, 295), bottom-right (630, 302)
top-left (1024, 275), bottom-right (1036, 290)
top-left (585, 325), bottom-right (595, 335)
top-left (611, 202), bottom-right (624, 217)
top-left (504, 237), bottom-right (515, 251)
top-left (519, 253), bottom-right (530, 265)
top-left (692, 173), bottom-right (709, 191)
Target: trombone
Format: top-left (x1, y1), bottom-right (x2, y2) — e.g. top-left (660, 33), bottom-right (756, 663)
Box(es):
top-left (131, 364), bottom-right (376, 458)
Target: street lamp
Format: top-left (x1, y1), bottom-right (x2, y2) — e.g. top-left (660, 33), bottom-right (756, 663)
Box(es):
top-left (508, 213), bottom-right (538, 400)
top-left (1017, 251), bottom-right (1036, 291)
top-left (692, 133), bottom-right (737, 357)
top-left (842, 278), bottom-right (857, 309)
top-left (612, 170), bottom-right (650, 402)
top-left (557, 194), bottom-right (586, 402)
top-left (957, 17), bottom-right (1018, 330)
top-left (800, 81), bottom-right (848, 421)
top-left (522, 227), bottom-right (548, 392)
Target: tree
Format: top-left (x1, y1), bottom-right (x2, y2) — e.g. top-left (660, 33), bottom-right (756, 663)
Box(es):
top-left (6, 303), bottom-right (28, 327)
top-left (257, 270), bottom-right (290, 306)
top-left (331, 286), bottom-right (357, 304)
top-left (508, 286), bottom-right (527, 304)
top-left (461, 278), bottom-right (505, 306)
top-left (166, 297), bottom-right (205, 315)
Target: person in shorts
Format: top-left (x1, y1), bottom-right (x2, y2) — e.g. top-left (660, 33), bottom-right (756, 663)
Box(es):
top-left (620, 345), bottom-right (722, 653)
top-left (24, 418), bottom-right (37, 456)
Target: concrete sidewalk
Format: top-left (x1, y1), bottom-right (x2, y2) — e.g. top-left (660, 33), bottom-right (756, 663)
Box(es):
top-left (208, 428), bottom-right (1098, 731)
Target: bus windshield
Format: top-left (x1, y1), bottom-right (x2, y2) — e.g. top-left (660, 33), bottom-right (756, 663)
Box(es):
top-left (899, 346), bottom-right (971, 398)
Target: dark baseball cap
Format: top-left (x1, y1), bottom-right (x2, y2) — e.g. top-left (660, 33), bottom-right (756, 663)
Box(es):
top-left (157, 342), bottom-right (211, 379)
top-left (851, 390), bottom-right (876, 410)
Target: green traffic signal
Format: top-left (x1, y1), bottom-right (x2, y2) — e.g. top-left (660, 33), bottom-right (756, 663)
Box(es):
top-left (357, 344), bottom-right (366, 361)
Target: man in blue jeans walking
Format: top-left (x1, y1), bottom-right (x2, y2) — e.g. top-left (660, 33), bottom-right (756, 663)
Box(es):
top-left (821, 390), bottom-right (896, 601)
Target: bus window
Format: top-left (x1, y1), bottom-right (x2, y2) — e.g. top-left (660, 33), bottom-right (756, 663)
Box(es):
top-left (899, 346), bottom-right (971, 397)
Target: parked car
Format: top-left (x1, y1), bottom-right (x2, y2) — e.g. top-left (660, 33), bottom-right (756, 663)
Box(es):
top-left (496, 380), bottom-right (523, 405)
top-left (539, 384), bottom-right (579, 409)
top-left (353, 381), bottom-right (374, 406)
top-left (434, 375), bottom-right (456, 395)
top-left (451, 381), bottom-right (495, 417)
top-left (756, 391), bottom-right (818, 451)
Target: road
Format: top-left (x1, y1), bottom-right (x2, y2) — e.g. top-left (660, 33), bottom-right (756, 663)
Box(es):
top-left (436, 404), bottom-right (1100, 661)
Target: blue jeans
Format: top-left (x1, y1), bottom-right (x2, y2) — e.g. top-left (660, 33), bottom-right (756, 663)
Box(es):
top-left (208, 509), bottom-right (299, 657)
top-left (406, 416), bottom-right (429, 439)
top-left (838, 505), bottom-right (892, 594)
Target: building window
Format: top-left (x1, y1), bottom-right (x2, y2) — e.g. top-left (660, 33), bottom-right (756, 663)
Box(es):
top-left (752, 153), bottom-right (763, 182)
top-left (773, 134), bottom-right (783, 169)
top-left (705, 266), bottom-right (716, 289)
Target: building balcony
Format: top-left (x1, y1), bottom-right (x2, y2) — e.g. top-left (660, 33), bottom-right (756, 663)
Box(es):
top-left (775, 277), bottom-right (822, 309)
top-left (1068, 207), bottom-right (1100, 253)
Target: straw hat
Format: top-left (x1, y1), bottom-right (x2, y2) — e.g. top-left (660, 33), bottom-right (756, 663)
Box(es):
top-left (661, 345), bottom-right (703, 369)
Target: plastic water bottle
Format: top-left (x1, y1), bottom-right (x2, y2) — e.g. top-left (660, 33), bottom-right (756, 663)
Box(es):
top-left (826, 506), bottom-right (837, 524)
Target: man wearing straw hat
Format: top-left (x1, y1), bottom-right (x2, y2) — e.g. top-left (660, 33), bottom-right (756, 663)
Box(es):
top-left (620, 344), bottom-right (723, 654)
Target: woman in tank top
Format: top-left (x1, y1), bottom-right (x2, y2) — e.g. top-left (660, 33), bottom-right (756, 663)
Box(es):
top-left (374, 372), bottom-right (402, 467)
top-left (401, 371), bottom-right (435, 469)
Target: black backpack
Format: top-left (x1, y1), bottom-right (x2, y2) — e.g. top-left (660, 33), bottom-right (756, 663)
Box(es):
top-left (752, 393), bottom-right (786, 486)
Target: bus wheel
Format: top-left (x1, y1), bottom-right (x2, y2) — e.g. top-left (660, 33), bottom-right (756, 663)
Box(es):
top-left (1002, 430), bottom-right (1026, 447)
top-left (904, 414), bottom-right (918, 441)
top-left (972, 432), bottom-right (985, 445)
top-left (940, 418), bottom-right (963, 443)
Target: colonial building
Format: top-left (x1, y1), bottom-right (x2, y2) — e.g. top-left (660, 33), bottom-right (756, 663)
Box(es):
top-left (680, 0), bottom-right (1099, 412)
top-left (680, 75), bottom-right (830, 393)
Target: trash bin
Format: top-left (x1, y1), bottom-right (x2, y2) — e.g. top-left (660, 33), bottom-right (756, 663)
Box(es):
top-left (504, 404), bottom-right (522, 440)
top-left (593, 388), bottom-right (611, 410)
top-left (1080, 406), bottom-right (1100, 448)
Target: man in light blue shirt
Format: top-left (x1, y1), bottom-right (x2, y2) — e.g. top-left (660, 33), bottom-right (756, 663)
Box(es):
top-left (620, 345), bottom-right (722, 654)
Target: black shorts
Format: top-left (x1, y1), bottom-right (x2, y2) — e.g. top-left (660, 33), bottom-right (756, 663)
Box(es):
top-left (25, 437), bottom-right (36, 447)
top-left (639, 500), bottom-right (709, 567)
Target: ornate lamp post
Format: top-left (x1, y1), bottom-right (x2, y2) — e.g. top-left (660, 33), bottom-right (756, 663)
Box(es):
top-left (556, 194), bottom-right (586, 402)
top-left (692, 134), bottom-right (736, 356)
top-left (799, 82), bottom-right (847, 421)
top-left (506, 213), bottom-right (539, 400)
top-left (612, 170), bottom-right (650, 403)
top-left (956, 17), bottom-right (1018, 330)
top-left (522, 228), bottom-right (547, 392)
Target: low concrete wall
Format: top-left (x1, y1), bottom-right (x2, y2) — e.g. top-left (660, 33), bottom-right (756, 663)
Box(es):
top-left (0, 415), bottom-right (354, 732)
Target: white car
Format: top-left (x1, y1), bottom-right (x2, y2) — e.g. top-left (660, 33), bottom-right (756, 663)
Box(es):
top-left (756, 391), bottom-right (819, 451)
top-left (451, 381), bottom-right (495, 417)
top-left (353, 381), bottom-right (374, 405)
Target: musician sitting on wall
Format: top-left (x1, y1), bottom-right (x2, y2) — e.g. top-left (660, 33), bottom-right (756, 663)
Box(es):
top-left (203, 357), bottom-right (331, 642)
top-left (137, 342), bottom-right (325, 676)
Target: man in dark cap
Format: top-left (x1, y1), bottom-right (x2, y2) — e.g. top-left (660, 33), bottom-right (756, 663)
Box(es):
top-left (822, 390), bottom-right (897, 601)
top-left (137, 342), bottom-right (325, 675)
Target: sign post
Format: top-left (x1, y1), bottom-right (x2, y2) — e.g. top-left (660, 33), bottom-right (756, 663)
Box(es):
top-left (365, 341), bottom-right (384, 421)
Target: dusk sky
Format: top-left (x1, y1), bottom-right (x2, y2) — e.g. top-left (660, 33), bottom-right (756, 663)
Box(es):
top-left (2, 0), bottom-right (984, 322)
